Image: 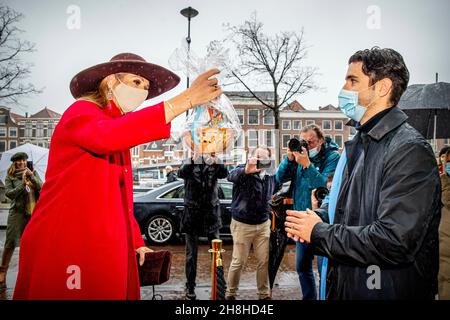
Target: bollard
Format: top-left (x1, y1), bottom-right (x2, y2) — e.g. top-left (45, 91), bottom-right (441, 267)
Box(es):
top-left (209, 239), bottom-right (226, 300)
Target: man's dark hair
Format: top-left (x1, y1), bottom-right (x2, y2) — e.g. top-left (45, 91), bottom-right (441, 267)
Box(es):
top-left (439, 146), bottom-right (450, 159)
top-left (349, 47), bottom-right (409, 107)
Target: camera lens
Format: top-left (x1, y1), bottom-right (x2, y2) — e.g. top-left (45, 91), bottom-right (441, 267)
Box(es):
top-left (288, 138), bottom-right (301, 152)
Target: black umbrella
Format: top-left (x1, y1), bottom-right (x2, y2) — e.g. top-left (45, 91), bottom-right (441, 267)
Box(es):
top-left (398, 82), bottom-right (450, 142)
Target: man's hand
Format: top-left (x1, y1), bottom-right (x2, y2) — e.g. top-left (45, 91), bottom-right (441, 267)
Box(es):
top-left (284, 209), bottom-right (322, 243)
top-left (136, 246), bottom-right (154, 266)
top-left (293, 147), bottom-right (311, 168)
top-left (245, 157), bottom-right (261, 174)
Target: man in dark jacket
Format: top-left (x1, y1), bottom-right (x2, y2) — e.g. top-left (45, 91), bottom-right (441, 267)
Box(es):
top-left (165, 165), bottom-right (178, 183)
top-left (178, 152), bottom-right (228, 300)
top-left (226, 147), bottom-right (279, 300)
top-left (284, 47), bottom-right (441, 299)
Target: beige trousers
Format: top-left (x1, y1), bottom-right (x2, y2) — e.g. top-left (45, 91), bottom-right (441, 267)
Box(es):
top-left (226, 218), bottom-right (271, 299)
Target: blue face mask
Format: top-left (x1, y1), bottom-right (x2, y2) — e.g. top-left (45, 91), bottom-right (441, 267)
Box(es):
top-left (309, 147), bottom-right (319, 158)
top-left (446, 163), bottom-right (450, 176)
top-left (337, 89), bottom-right (367, 122)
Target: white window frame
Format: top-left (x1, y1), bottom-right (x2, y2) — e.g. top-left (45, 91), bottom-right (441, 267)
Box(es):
top-left (263, 130), bottom-right (275, 147)
top-left (9, 140), bottom-right (17, 150)
top-left (0, 127), bottom-right (6, 137)
top-left (248, 109), bottom-right (260, 125)
top-left (282, 134), bottom-right (291, 149)
top-left (282, 120), bottom-right (291, 130)
top-left (234, 132), bottom-right (244, 148)
top-left (322, 120), bottom-right (332, 131)
top-left (236, 109), bottom-right (244, 125)
top-left (334, 120), bottom-right (344, 131)
top-left (293, 120), bottom-right (302, 130)
top-left (263, 110), bottom-right (274, 125)
top-left (248, 130), bottom-right (259, 148)
top-left (9, 127), bottom-right (18, 137)
top-left (334, 134), bottom-right (344, 149)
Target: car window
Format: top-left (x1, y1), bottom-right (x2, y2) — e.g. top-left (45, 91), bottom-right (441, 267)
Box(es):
top-left (160, 187), bottom-right (181, 199)
top-left (175, 186), bottom-right (185, 199)
top-left (219, 183), bottom-right (233, 200)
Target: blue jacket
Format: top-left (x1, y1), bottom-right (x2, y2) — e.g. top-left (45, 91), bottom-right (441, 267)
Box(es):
top-left (275, 137), bottom-right (340, 211)
top-left (227, 165), bottom-right (280, 225)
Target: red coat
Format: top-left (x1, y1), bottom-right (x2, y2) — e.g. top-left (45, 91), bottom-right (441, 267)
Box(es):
top-left (13, 100), bottom-right (171, 300)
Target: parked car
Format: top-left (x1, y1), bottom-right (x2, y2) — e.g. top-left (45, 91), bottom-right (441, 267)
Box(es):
top-left (133, 180), bottom-right (233, 245)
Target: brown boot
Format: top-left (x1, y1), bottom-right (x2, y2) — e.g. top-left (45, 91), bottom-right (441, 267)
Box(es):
top-left (0, 247), bottom-right (15, 290)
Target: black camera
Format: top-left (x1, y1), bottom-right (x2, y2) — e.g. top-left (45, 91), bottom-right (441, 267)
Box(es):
top-left (256, 159), bottom-right (274, 170)
top-left (288, 138), bottom-right (309, 154)
top-left (314, 187), bottom-right (329, 203)
top-left (26, 161), bottom-right (34, 172)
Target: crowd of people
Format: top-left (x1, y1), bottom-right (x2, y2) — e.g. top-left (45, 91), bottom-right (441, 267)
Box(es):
top-left (0, 47), bottom-right (448, 300)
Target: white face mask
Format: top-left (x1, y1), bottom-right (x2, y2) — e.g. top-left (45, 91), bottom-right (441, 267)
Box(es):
top-left (112, 79), bottom-right (148, 114)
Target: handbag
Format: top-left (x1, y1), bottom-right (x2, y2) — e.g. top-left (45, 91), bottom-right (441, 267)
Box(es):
top-left (136, 250), bottom-right (173, 287)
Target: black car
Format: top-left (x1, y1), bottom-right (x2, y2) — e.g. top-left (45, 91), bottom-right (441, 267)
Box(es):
top-left (133, 180), bottom-right (233, 245)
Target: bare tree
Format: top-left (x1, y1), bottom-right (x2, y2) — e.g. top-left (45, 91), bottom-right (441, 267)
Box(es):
top-left (0, 5), bottom-right (41, 105)
top-left (221, 13), bottom-right (319, 161)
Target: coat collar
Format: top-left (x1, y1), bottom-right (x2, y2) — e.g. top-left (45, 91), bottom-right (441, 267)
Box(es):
top-left (346, 106), bottom-right (408, 142)
top-left (103, 100), bottom-right (123, 118)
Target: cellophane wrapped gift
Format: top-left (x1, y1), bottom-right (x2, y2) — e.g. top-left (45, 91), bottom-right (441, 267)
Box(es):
top-left (169, 41), bottom-right (242, 155)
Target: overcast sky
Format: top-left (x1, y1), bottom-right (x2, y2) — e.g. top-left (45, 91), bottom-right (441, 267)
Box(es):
top-left (4, 0), bottom-right (450, 125)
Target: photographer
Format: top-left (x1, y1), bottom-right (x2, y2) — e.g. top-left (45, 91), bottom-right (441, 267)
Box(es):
top-left (275, 125), bottom-right (339, 300)
top-left (0, 152), bottom-right (42, 290)
top-left (178, 152), bottom-right (228, 300)
top-left (226, 147), bottom-right (279, 300)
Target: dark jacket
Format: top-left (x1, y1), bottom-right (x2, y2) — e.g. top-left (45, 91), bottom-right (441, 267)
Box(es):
top-left (178, 157), bottom-right (228, 235)
top-left (276, 136), bottom-right (340, 211)
top-left (312, 107), bottom-right (441, 299)
top-left (166, 171), bottom-right (178, 183)
top-left (227, 165), bottom-right (280, 225)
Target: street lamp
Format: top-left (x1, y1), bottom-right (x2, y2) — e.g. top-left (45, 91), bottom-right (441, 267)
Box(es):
top-left (180, 6), bottom-right (199, 89)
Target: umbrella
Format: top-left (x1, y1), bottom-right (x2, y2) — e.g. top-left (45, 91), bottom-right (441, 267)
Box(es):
top-left (398, 82), bottom-right (450, 149)
top-left (0, 143), bottom-right (49, 183)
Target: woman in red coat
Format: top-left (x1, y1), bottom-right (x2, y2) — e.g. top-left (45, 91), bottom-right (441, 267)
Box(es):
top-left (13, 53), bottom-right (222, 299)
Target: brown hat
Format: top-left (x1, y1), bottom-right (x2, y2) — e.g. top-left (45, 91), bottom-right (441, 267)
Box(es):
top-left (69, 53), bottom-right (180, 100)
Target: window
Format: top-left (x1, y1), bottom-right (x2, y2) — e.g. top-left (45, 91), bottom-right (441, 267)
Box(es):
top-left (282, 134), bottom-right (291, 148)
top-left (322, 120), bottom-right (332, 131)
top-left (37, 142), bottom-right (45, 147)
top-left (248, 109), bottom-right (259, 125)
top-left (132, 146), bottom-right (139, 156)
top-left (236, 109), bottom-right (244, 125)
top-left (234, 132), bottom-right (244, 148)
top-left (9, 127), bottom-right (17, 137)
top-left (0, 128), bottom-right (6, 137)
top-left (9, 140), bottom-right (17, 149)
top-left (306, 120), bottom-right (315, 126)
top-left (282, 120), bottom-right (291, 130)
top-left (444, 138), bottom-right (450, 145)
top-left (292, 134), bottom-right (300, 141)
top-left (36, 123), bottom-right (44, 138)
top-left (0, 115), bottom-right (7, 124)
top-left (161, 187), bottom-right (182, 199)
top-left (25, 123), bottom-right (32, 137)
top-left (263, 130), bottom-right (275, 147)
top-left (334, 135), bottom-right (343, 148)
top-left (219, 183), bottom-right (233, 200)
top-left (263, 110), bottom-right (274, 125)
top-left (293, 120), bottom-right (302, 130)
top-left (248, 130), bottom-right (259, 147)
top-left (0, 141), bottom-right (5, 152)
top-left (48, 123), bottom-right (54, 137)
top-left (334, 120), bottom-right (343, 130)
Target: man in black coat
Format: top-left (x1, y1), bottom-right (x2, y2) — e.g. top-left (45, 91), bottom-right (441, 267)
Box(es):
top-left (284, 47), bottom-right (441, 299)
top-left (178, 152), bottom-right (228, 300)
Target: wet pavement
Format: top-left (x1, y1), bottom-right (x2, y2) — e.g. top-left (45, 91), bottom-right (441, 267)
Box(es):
top-left (0, 229), bottom-right (321, 300)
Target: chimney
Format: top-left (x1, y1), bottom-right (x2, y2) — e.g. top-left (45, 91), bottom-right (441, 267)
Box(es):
top-left (25, 112), bottom-right (28, 118)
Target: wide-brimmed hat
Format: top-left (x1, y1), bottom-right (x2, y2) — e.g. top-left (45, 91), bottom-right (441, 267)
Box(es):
top-left (10, 152), bottom-right (28, 162)
top-left (70, 53), bottom-right (180, 100)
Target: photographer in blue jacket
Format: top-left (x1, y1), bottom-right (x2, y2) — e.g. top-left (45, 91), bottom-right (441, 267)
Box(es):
top-left (275, 125), bottom-right (340, 300)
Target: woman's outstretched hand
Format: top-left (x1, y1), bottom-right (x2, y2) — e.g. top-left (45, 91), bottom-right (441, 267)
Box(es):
top-left (136, 246), bottom-right (154, 266)
top-left (164, 69), bottom-right (222, 123)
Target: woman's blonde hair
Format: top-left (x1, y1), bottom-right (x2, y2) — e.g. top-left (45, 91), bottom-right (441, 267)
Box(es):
top-left (77, 77), bottom-right (110, 108)
top-left (7, 162), bottom-right (19, 178)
